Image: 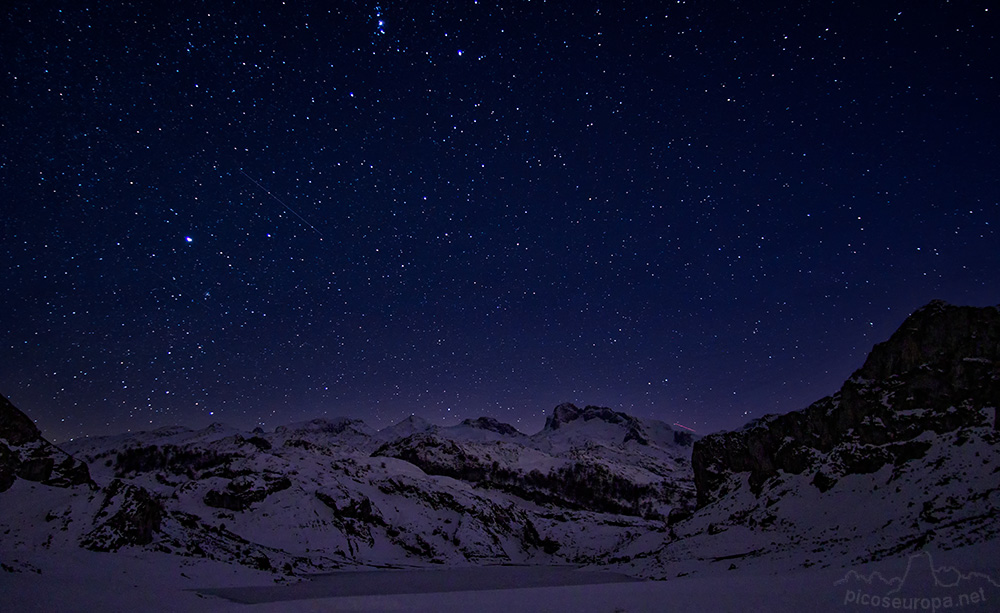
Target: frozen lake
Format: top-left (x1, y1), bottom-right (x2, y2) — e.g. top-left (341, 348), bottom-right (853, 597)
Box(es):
top-left (7, 543), bottom-right (998, 611)
top-left (197, 565), bottom-right (642, 604)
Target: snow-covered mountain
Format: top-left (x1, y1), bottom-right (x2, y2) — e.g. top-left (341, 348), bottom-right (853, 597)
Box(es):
top-left (610, 300), bottom-right (1000, 578)
top-left (373, 404), bottom-right (695, 520)
top-left (3, 299), bottom-right (999, 607)
top-left (2, 395), bottom-right (695, 576)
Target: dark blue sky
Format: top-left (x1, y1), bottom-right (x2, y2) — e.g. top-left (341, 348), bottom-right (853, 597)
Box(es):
top-left (2, 1), bottom-right (997, 442)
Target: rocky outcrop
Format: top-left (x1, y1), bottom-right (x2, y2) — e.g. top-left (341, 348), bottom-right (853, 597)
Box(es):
top-left (275, 417), bottom-right (371, 436)
top-left (113, 444), bottom-right (235, 478)
top-left (0, 395), bottom-right (43, 445)
top-left (459, 417), bottom-right (524, 438)
top-left (81, 479), bottom-right (164, 551)
top-left (692, 301), bottom-right (1000, 507)
top-left (371, 475), bottom-right (557, 562)
top-left (856, 300), bottom-right (1000, 384)
top-left (0, 394), bottom-right (94, 492)
top-left (373, 433), bottom-right (485, 479)
top-left (542, 403), bottom-right (655, 447)
top-left (544, 403), bottom-right (638, 432)
top-left (203, 473), bottom-right (292, 511)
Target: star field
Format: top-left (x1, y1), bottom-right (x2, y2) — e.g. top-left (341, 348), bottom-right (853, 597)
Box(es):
top-left (2, 1), bottom-right (997, 442)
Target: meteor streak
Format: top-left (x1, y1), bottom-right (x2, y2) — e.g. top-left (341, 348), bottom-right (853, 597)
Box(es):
top-left (239, 170), bottom-right (324, 237)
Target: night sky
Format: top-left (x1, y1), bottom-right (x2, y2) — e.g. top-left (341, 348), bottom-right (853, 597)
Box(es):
top-left (2, 1), bottom-right (997, 443)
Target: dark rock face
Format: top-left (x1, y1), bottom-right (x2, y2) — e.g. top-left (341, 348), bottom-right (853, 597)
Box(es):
top-left (245, 436), bottom-right (272, 451)
top-left (0, 444), bottom-right (16, 492)
top-left (543, 403), bottom-right (642, 433)
top-left (373, 433), bottom-right (488, 481)
top-left (81, 479), bottom-right (164, 551)
top-left (544, 403), bottom-right (583, 430)
top-left (856, 300), bottom-right (1000, 383)
top-left (275, 417), bottom-right (366, 435)
top-left (459, 417), bottom-right (524, 438)
top-left (0, 394), bottom-right (94, 492)
top-left (114, 444), bottom-right (233, 479)
top-left (673, 431), bottom-right (694, 447)
top-left (315, 492), bottom-right (386, 526)
top-left (0, 395), bottom-right (42, 445)
top-left (692, 301), bottom-right (1000, 507)
top-left (203, 473), bottom-right (292, 511)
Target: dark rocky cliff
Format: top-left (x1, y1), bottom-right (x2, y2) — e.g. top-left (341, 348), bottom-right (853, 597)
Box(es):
top-left (0, 394), bottom-right (94, 492)
top-left (691, 300), bottom-right (1000, 507)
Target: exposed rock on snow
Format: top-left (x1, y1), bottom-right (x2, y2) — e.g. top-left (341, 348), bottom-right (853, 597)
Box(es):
top-left (456, 416), bottom-right (527, 439)
top-left (203, 473), bottom-right (292, 511)
top-left (373, 407), bottom-right (695, 519)
top-left (81, 479), bottom-right (164, 551)
top-left (0, 394), bottom-right (94, 492)
top-left (692, 301), bottom-right (1000, 507)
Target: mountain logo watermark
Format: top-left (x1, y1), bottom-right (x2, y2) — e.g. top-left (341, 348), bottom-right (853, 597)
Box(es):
top-left (835, 551), bottom-right (1000, 610)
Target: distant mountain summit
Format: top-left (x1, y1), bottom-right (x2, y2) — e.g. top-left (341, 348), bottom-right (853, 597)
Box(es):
top-left (537, 402), bottom-right (695, 450)
top-left (375, 414), bottom-right (436, 443)
top-left (458, 416), bottom-right (525, 438)
top-left (275, 417), bottom-right (373, 436)
top-left (542, 402), bottom-right (637, 432)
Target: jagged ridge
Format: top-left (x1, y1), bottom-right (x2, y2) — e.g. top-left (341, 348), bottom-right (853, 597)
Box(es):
top-left (0, 394), bottom-right (94, 492)
top-left (692, 300), bottom-right (1000, 507)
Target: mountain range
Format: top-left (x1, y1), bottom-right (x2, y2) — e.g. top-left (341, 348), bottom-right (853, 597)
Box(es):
top-left (2, 299), bottom-right (998, 599)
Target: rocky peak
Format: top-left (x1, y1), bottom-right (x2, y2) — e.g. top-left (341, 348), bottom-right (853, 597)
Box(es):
top-left (544, 403), bottom-right (582, 430)
top-left (855, 300), bottom-right (1000, 382)
top-left (379, 414), bottom-right (436, 441)
top-left (459, 417), bottom-right (523, 437)
top-left (692, 301), bottom-right (1000, 508)
top-left (397, 415), bottom-right (432, 428)
top-left (0, 394), bottom-right (95, 492)
top-left (276, 417), bottom-right (372, 437)
top-left (150, 425), bottom-right (193, 438)
top-left (0, 394), bottom-right (42, 446)
top-left (543, 403), bottom-right (637, 431)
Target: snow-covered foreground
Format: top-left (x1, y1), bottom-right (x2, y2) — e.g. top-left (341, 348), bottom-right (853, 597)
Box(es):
top-left (5, 540), bottom-right (999, 612)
